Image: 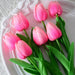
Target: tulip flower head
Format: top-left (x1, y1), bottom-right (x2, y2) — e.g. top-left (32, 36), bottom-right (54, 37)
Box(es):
top-left (48, 1), bottom-right (63, 18)
top-left (15, 40), bottom-right (32, 59)
top-left (34, 3), bottom-right (48, 22)
top-left (33, 26), bottom-right (48, 45)
top-left (3, 32), bottom-right (20, 50)
top-left (12, 12), bottom-right (29, 31)
top-left (46, 22), bottom-right (62, 41)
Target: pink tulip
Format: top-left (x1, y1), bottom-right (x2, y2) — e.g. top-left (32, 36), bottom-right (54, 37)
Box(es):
top-left (46, 22), bottom-right (62, 41)
top-left (34, 3), bottom-right (48, 21)
top-left (3, 32), bottom-right (20, 50)
top-left (12, 12), bottom-right (29, 31)
top-left (15, 40), bottom-right (32, 59)
top-left (48, 1), bottom-right (63, 18)
top-left (33, 26), bottom-right (48, 45)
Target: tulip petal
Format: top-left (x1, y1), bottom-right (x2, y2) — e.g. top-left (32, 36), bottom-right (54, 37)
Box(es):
top-left (48, 1), bottom-right (62, 17)
top-left (12, 12), bottom-right (29, 31)
top-left (3, 32), bottom-right (20, 50)
top-left (33, 26), bottom-right (48, 45)
top-left (15, 40), bottom-right (32, 59)
top-left (46, 22), bottom-right (62, 41)
top-left (34, 3), bottom-right (48, 21)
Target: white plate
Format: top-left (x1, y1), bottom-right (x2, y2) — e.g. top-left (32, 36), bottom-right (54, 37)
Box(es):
top-left (1, 0), bottom-right (75, 75)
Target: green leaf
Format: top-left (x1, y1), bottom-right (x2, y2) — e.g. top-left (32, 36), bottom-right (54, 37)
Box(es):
top-left (30, 42), bottom-right (48, 75)
top-left (38, 51), bottom-right (43, 75)
top-left (32, 57), bottom-right (40, 61)
top-left (27, 56), bottom-right (37, 67)
top-left (42, 64), bottom-right (48, 75)
top-left (24, 68), bottom-right (40, 75)
top-left (46, 45), bottom-right (70, 72)
top-left (56, 16), bottom-right (70, 49)
top-left (16, 34), bottom-right (29, 44)
top-left (48, 49), bottom-right (59, 69)
top-left (31, 41), bottom-right (40, 57)
top-left (48, 41), bottom-right (59, 50)
top-left (56, 16), bottom-right (70, 52)
top-left (39, 50), bottom-right (44, 61)
top-left (47, 41), bottom-right (60, 70)
top-left (39, 60), bottom-right (48, 75)
top-left (59, 17), bottom-right (65, 27)
top-left (68, 42), bottom-right (74, 60)
top-left (74, 68), bottom-right (75, 74)
top-left (9, 58), bottom-right (34, 69)
top-left (29, 57), bottom-right (47, 75)
top-left (48, 46), bottom-right (67, 75)
top-left (68, 42), bottom-right (74, 75)
top-left (44, 60), bottom-right (63, 75)
top-left (16, 34), bottom-right (37, 58)
top-left (39, 60), bottom-right (43, 75)
top-left (36, 49), bottom-right (48, 75)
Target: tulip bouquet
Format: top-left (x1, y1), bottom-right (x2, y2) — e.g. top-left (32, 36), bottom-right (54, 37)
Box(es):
top-left (3, 1), bottom-right (75, 75)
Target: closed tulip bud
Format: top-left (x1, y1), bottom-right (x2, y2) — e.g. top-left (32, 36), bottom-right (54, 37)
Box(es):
top-left (33, 26), bottom-right (48, 45)
top-left (3, 32), bottom-right (20, 50)
top-left (48, 1), bottom-right (63, 18)
top-left (34, 3), bottom-right (48, 22)
top-left (15, 40), bottom-right (32, 59)
top-left (12, 12), bottom-right (29, 31)
top-left (46, 22), bottom-right (62, 41)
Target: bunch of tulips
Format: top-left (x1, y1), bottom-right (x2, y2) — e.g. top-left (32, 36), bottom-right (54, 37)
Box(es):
top-left (3, 1), bottom-right (75, 75)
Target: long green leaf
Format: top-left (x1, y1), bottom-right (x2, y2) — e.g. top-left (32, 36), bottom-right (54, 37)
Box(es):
top-left (48, 41), bottom-right (59, 50)
top-left (44, 60), bottom-right (63, 75)
top-left (32, 57), bottom-right (49, 75)
top-left (37, 49), bottom-right (48, 75)
top-left (48, 49), bottom-right (59, 69)
top-left (30, 56), bottom-right (48, 75)
top-left (39, 60), bottom-right (48, 75)
top-left (74, 68), bottom-right (75, 74)
top-left (24, 68), bottom-right (40, 75)
top-left (56, 16), bottom-right (70, 52)
top-left (48, 41), bottom-right (60, 69)
top-left (9, 58), bottom-right (34, 69)
top-left (59, 17), bottom-right (65, 27)
top-left (68, 42), bottom-right (74, 75)
top-left (32, 57), bottom-right (39, 61)
top-left (27, 56), bottom-right (37, 68)
top-left (68, 42), bottom-right (74, 60)
top-left (31, 41), bottom-right (40, 57)
top-left (48, 46), bottom-right (67, 75)
top-left (46, 45), bottom-right (70, 72)
top-left (16, 34), bottom-right (29, 44)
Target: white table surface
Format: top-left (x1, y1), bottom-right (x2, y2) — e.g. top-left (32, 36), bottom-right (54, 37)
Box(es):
top-left (0, 0), bottom-right (75, 75)
top-left (0, 0), bottom-right (20, 75)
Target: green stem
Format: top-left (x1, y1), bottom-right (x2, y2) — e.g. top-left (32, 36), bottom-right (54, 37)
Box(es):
top-left (23, 29), bottom-right (30, 39)
top-left (27, 57), bottom-right (40, 73)
top-left (56, 39), bottom-right (64, 54)
top-left (42, 21), bottom-right (46, 31)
